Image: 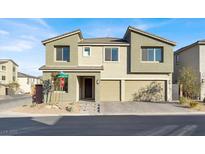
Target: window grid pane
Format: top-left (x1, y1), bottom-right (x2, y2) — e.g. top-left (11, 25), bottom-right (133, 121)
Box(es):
top-left (155, 48), bottom-right (162, 62)
top-left (111, 48), bottom-right (118, 61)
top-left (63, 47), bottom-right (70, 61)
top-left (105, 48), bottom-right (112, 61)
top-left (56, 47), bottom-right (63, 61)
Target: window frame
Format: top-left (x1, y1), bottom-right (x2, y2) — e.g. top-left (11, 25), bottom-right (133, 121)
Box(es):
top-left (141, 47), bottom-right (163, 63)
top-left (83, 46), bottom-right (91, 57)
top-left (2, 66), bottom-right (6, 71)
top-left (176, 54), bottom-right (180, 64)
top-left (104, 47), bottom-right (120, 62)
top-left (2, 75), bottom-right (6, 81)
top-left (54, 46), bottom-right (70, 62)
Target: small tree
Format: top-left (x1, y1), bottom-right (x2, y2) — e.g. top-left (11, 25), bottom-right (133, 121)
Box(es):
top-left (179, 67), bottom-right (200, 99)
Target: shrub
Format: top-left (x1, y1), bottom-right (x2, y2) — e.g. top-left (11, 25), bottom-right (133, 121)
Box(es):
top-left (179, 97), bottom-right (189, 104)
top-left (179, 67), bottom-right (200, 99)
top-left (189, 101), bottom-right (198, 108)
top-left (66, 106), bottom-right (72, 112)
top-left (203, 98), bottom-right (205, 103)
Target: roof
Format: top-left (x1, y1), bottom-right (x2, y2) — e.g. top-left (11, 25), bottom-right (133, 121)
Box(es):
top-left (123, 26), bottom-right (176, 46)
top-left (18, 72), bottom-right (40, 79)
top-left (41, 26), bottom-right (176, 46)
top-left (0, 59), bottom-right (18, 66)
top-left (39, 65), bottom-right (103, 71)
top-left (78, 37), bottom-right (129, 46)
top-left (175, 40), bottom-right (205, 54)
top-left (42, 29), bottom-right (83, 45)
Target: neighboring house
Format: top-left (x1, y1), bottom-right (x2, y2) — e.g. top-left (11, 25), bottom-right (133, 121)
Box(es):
top-left (0, 59), bottom-right (18, 95)
top-left (39, 26), bottom-right (176, 102)
top-left (18, 72), bottom-right (41, 94)
top-left (174, 40), bottom-right (205, 100)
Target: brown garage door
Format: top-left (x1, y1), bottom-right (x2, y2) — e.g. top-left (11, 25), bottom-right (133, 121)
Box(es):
top-left (100, 80), bottom-right (120, 101)
top-left (125, 80), bottom-right (166, 101)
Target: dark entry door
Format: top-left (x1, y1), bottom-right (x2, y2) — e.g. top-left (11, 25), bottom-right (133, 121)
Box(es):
top-left (85, 78), bottom-right (92, 98)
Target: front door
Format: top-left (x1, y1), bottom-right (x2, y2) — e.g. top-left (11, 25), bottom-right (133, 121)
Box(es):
top-left (84, 78), bottom-right (92, 99)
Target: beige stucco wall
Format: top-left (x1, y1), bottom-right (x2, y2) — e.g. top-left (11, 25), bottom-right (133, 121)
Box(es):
top-left (199, 45), bottom-right (205, 100)
top-left (129, 31), bottom-right (174, 73)
top-left (0, 85), bottom-right (6, 95)
top-left (0, 61), bottom-right (18, 85)
top-left (78, 46), bottom-right (103, 66)
top-left (100, 80), bottom-right (121, 101)
top-left (125, 80), bottom-right (166, 101)
top-left (174, 45), bottom-right (200, 83)
top-left (45, 34), bottom-right (80, 67)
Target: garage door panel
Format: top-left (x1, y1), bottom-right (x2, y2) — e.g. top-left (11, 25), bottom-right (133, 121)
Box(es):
top-left (125, 80), bottom-right (166, 101)
top-left (100, 80), bottom-right (120, 101)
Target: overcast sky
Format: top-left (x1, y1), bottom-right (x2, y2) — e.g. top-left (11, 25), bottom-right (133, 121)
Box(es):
top-left (0, 18), bottom-right (205, 76)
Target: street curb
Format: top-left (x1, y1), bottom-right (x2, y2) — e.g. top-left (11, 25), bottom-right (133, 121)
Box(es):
top-left (1, 111), bottom-right (205, 118)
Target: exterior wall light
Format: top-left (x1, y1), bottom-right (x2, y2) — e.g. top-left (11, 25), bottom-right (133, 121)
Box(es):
top-left (96, 79), bottom-right (100, 84)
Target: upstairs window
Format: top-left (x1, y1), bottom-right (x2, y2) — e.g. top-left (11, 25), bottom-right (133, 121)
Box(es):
top-left (141, 47), bottom-right (163, 62)
top-left (2, 76), bottom-right (6, 81)
top-left (105, 47), bottom-right (119, 61)
top-left (176, 54), bottom-right (180, 64)
top-left (2, 66), bottom-right (6, 71)
top-left (56, 46), bottom-right (70, 62)
top-left (13, 66), bottom-right (16, 72)
top-left (83, 47), bottom-right (91, 56)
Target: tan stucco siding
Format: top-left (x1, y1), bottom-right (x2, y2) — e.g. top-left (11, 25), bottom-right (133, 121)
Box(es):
top-left (199, 45), bottom-right (205, 100)
top-left (125, 80), bottom-right (166, 101)
top-left (45, 34), bottom-right (80, 67)
top-left (78, 46), bottom-right (103, 66)
top-left (100, 80), bottom-right (120, 101)
top-left (174, 45), bottom-right (200, 83)
top-left (0, 85), bottom-right (6, 95)
top-left (129, 31), bottom-right (174, 73)
top-left (0, 61), bottom-right (18, 85)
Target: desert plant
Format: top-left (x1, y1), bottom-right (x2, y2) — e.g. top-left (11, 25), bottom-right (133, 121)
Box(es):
top-left (179, 96), bottom-right (189, 104)
top-left (189, 101), bottom-right (198, 108)
top-left (133, 82), bottom-right (163, 102)
top-left (65, 106), bottom-right (72, 112)
top-left (179, 67), bottom-right (200, 99)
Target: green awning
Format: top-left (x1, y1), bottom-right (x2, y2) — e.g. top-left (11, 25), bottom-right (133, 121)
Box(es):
top-left (56, 72), bottom-right (69, 78)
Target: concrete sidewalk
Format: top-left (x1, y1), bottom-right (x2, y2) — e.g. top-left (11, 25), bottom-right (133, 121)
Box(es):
top-left (100, 101), bottom-right (197, 114)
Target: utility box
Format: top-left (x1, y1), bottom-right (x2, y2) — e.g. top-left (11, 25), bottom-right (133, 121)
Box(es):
top-left (35, 84), bottom-right (44, 104)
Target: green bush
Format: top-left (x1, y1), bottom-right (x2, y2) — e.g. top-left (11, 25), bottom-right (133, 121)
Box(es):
top-left (179, 97), bottom-right (189, 104)
top-left (189, 101), bottom-right (198, 108)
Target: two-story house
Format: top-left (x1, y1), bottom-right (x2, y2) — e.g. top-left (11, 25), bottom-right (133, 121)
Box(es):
top-left (0, 59), bottom-right (18, 95)
top-left (39, 26), bottom-right (176, 102)
top-left (174, 40), bottom-right (205, 101)
top-left (18, 72), bottom-right (41, 94)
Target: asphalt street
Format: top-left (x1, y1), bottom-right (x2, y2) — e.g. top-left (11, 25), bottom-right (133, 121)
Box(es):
top-left (0, 115), bottom-right (204, 136)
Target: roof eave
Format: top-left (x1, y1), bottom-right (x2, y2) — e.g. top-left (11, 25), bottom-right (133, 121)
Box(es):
top-left (42, 29), bottom-right (83, 45)
top-left (124, 26), bottom-right (176, 46)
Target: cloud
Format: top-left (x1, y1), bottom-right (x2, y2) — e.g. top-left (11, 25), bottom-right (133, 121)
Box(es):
top-left (0, 30), bottom-right (9, 35)
top-left (29, 18), bottom-right (51, 29)
top-left (0, 40), bottom-right (34, 52)
top-left (133, 19), bottom-right (176, 31)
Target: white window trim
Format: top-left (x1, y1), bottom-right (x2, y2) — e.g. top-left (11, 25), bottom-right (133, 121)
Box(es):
top-left (54, 47), bottom-right (70, 62)
top-left (141, 47), bottom-right (163, 63)
top-left (83, 46), bottom-right (91, 57)
top-left (103, 47), bottom-right (120, 63)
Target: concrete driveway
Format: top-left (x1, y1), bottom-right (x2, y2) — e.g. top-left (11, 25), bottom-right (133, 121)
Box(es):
top-left (101, 102), bottom-right (196, 115)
